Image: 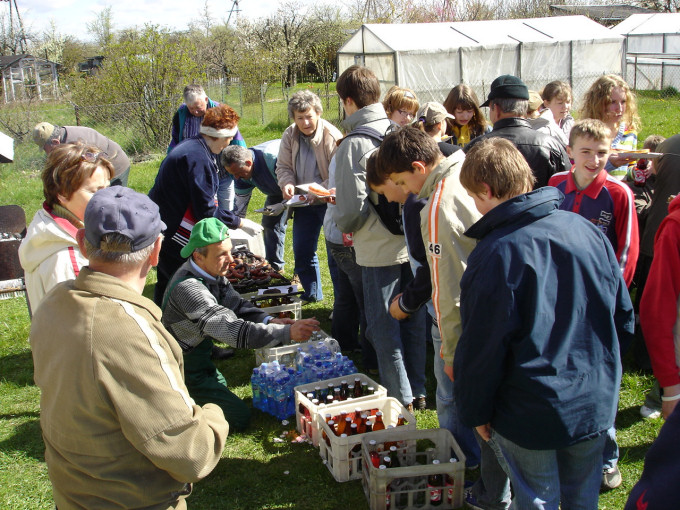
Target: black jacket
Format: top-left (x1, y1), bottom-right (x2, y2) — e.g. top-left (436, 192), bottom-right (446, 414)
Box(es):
top-left (465, 117), bottom-right (571, 188)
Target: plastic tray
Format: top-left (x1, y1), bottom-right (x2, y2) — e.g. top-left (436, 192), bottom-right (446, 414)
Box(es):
top-left (360, 428), bottom-right (466, 509)
top-left (295, 373), bottom-right (387, 447)
top-left (317, 396), bottom-right (416, 482)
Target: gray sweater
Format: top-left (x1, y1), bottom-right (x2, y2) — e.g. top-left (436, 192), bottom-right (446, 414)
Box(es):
top-left (162, 259), bottom-right (290, 352)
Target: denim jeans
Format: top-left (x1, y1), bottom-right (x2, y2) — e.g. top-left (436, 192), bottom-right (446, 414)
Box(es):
top-left (492, 430), bottom-right (606, 510)
top-left (261, 194), bottom-right (288, 271)
top-left (432, 325), bottom-right (480, 468)
top-left (602, 425), bottom-right (618, 470)
top-left (362, 263), bottom-right (426, 405)
top-left (217, 175), bottom-right (235, 211)
top-left (469, 429), bottom-right (512, 510)
top-left (327, 241), bottom-right (378, 369)
top-left (292, 204), bottom-right (326, 302)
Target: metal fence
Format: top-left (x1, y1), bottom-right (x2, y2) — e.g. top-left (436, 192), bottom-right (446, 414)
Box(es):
top-left (0, 64), bottom-right (677, 171)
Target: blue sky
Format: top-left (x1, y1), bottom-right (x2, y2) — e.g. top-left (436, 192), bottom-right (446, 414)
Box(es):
top-left (12, 0), bottom-right (299, 42)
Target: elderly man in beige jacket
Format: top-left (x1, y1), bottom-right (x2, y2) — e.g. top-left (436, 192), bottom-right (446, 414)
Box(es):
top-left (30, 186), bottom-right (229, 510)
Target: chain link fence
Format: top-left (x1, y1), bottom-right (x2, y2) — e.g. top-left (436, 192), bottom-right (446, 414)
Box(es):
top-left (0, 64), bottom-right (678, 175)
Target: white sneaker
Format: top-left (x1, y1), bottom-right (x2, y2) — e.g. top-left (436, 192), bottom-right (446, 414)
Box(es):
top-left (640, 404), bottom-right (661, 419)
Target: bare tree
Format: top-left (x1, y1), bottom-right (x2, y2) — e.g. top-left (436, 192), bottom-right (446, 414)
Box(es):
top-left (87, 6), bottom-right (115, 50)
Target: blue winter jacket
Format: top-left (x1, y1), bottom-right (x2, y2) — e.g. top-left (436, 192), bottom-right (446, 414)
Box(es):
top-left (454, 187), bottom-right (634, 450)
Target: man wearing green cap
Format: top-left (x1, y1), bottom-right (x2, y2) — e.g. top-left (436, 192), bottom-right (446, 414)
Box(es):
top-left (161, 217), bottom-right (320, 430)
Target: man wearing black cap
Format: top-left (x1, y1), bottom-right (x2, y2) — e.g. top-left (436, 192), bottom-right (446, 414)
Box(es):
top-left (465, 74), bottom-right (570, 188)
top-left (30, 187), bottom-right (229, 510)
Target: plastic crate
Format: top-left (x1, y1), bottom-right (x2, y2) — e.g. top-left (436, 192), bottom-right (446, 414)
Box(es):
top-left (360, 428), bottom-right (466, 510)
top-left (243, 291), bottom-right (302, 321)
top-left (317, 396), bottom-right (416, 482)
top-left (254, 331), bottom-right (333, 366)
top-left (294, 373), bottom-right (388, 447)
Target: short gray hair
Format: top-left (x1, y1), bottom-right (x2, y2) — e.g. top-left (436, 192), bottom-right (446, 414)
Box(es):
top-left (288, 90), bottom-right (323, 118)
top-left (183, 84), bottom-right (206, 104)
top-left (221, 145), bottom-right (252, 169)
top-left (491, 98), bottom-right (528, 117)
top-left (84, 232), bottom-right (158, 267)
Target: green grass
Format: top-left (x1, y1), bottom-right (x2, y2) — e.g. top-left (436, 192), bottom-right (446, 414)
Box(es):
top-left (1, 90), bottom-right (679, 509)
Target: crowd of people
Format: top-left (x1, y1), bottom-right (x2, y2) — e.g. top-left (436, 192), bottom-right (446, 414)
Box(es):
top-left (18, 69), bottom-right (680, 509)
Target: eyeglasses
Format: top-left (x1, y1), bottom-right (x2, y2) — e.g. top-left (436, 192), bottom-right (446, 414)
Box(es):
top-left (397, 109), bottom-right (414, 119)
top-left (81, 151), bottom-right (107, 163)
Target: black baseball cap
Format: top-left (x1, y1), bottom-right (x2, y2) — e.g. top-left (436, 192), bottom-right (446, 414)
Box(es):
top-left (481, 75), bottom-right (530, 107)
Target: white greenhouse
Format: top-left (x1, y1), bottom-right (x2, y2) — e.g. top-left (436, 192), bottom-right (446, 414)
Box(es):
top-left (612, 13), bottom-right (680, 91)
top-left (337, 16), bottom-right (624, 106)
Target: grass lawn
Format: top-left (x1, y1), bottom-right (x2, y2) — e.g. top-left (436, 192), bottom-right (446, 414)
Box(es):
top-left (0, 89), bottom-right (677, 509)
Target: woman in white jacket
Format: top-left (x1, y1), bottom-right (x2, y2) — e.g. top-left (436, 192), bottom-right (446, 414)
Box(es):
top-left (19, 142), bottom-right (113, 312)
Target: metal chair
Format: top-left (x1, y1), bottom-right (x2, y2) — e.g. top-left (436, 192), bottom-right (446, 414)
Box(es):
top-left (0, 204), bottom-right (30, 316)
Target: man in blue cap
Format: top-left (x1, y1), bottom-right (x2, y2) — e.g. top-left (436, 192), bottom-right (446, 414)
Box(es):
top-left (465, 74), bottom-right (570, 188)
top-left (161, 217), bottom-right (320, 430)
top-left (30, 186), bottom-right (230, 509)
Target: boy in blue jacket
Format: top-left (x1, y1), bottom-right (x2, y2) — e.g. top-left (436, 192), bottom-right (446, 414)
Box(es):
top-left (455, 137), bottom-right (634, 509)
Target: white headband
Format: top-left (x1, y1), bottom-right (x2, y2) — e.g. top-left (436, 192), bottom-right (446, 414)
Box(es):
top-left (200, 125), bottom-right (238, 138)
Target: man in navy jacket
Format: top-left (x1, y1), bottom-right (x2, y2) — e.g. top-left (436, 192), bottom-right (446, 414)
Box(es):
top-left (455, 138), bottom-right (634, 509)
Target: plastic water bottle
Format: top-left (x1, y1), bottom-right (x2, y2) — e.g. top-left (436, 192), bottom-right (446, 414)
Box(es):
top-left (250, 368), bottom-right (261, 410)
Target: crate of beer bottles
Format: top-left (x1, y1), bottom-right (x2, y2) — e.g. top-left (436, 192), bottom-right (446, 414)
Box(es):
top-left (253, 330), bottom-right (332, 367)
top-left (317, 396), bottom-right (416, 482)
top-left (295, 373), bottom-right (388, 447)
top-left (243, 291), bottom-right (302, 321)
top-left (360, 428), bottom-right (466, 510)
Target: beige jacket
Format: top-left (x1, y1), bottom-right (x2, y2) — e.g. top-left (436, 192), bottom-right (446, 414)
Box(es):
top-left (418, 151), bottom-right (481, 366)
top-left (30, 267), bottom-right (229, 510)
top-left (275, 118), bottom-right (342, 190)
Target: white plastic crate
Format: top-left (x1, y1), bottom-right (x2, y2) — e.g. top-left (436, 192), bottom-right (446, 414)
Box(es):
top-left (317, 396), bottom-right (416, 482)
top-left (254, 331), bottom-right (333, 366)
top-left (294, 373), bottom-right (387, 447)
top-left (360, 428), bottom-right (466, 510)
top-left (244, 291), bottom-right (302, 321)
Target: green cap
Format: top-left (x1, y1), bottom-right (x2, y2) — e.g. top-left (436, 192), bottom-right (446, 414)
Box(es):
top-left (180, 217), bottom-right (230, 258)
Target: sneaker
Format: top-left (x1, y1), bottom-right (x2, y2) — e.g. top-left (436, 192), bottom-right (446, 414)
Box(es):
top-left (640, 404), bottom-right (662, 419)
top-left (464, 488), bottom-right (483, 510)
top-left (601, 466), bottom-right (622, 490)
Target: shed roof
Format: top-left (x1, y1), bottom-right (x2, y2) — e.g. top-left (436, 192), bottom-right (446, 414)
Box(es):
top-left (339, 15), bottom-right (622, 55)
top-left (612, 12), bottom-right (680, 35)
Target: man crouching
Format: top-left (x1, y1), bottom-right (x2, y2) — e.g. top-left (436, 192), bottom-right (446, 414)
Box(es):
top-left (162, 217), bottom-right (320, 431)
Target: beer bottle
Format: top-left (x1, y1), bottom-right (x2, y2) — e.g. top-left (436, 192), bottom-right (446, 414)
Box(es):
top-left (347, 384), bottom-right (355, 399)
top-left (428, 460), bottom-right (443, 506)
top-left (389, 445), bottom-right (400, 467)
top-left (334, 387), bottom-right (342, 402)
top-left (323, 419), bottom-right (335, 446)
top-left (340, 380), bottom-right (349, 400)
top-left (326, 394), bottom-right (334, 405)
top-left (314, 385), bottom-right (322, 400)
top-left (352, 407), bottom-right (362, 424)
top-left (361, 381), bottom-right (369, 395)
top-left (369, 439), bottom-right (381, 468)
top-left (357, 413), bottom-right (368, 434)
top-left (367, 385), bottom-right (375, 395)
top-left (353, 377), bottom-right (363, 397)
top-left (396, 414), bottom-right (407, 426)
top-left (373, 411), bottom-right (386, 431)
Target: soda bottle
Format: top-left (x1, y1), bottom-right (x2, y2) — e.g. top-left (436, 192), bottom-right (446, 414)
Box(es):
top-left (369, 439), bottom-right (381, 468)
top-left (428, 459), bottom-right (443, 506)
top-left (634, 158), bottom-right (648, 187)
top-left (446, 457), bottom-right (457, 505)
top-left (373, 411), bottom-right (386, 431)
top-left (380, 465), bottom-right (391, 509)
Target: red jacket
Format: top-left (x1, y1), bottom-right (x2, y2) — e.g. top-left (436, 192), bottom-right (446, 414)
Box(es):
top-left (640, 194), bottom-right (680, 388)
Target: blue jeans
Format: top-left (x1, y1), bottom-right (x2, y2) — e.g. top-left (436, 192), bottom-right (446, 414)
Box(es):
top-left (327, 241), bottom-right (378, 369)
top-left (492, 430), bottom-right (605, 510)
top-left (432, 324), bottom-right (480, 468)
top-left (217, 175), bottom-right (235, 211)
top-left (261, 194), bottom-right (288, 271)
top-left (602, 425), bottom-right (618, 470)
top-left (292, 204), bottom-right (325, 302)
top-left (470, 429), bottom-right (512, 510)
top-left (362, 263), bottom-right (426, 405)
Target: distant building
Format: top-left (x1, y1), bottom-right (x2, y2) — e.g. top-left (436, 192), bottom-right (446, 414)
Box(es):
top-left (549, 4), bottom-right (655, 26)
top-left (0, 54), bottom-right (59, 103)
top-left (78, 56), bottom-right (105, 76)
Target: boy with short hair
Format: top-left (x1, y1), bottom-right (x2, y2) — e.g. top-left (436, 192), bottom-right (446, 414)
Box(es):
top-left (549, 119), bottom-right (639, 287)
top-left (455, 137), bottom-right (634, 508)
top-left (375, 128), bottom-right (489, 490)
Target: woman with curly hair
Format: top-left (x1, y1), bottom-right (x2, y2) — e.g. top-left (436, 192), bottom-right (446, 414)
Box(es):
top-left (442, 84), bottom-right (490, 148)
top-left (382, 86), bottom-right (419, 126)
top-left (580, 74), bottom-right (641, 180)
top-left (19, 142), bottom-right (113, 311)
top-left (150, 104), bottom-right (263, 305)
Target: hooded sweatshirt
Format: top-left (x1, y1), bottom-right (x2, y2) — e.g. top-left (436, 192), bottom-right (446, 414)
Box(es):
top-left (18, 204), bottom-right (85, 311)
